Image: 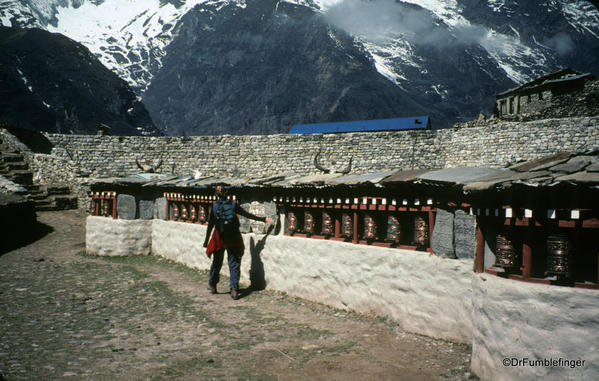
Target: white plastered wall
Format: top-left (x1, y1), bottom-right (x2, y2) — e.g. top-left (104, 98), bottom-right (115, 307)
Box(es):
top-left (471, 274), bottom-right (599, 381)
top-left (86, 216), bottom-right (152, 256)
top-left (149, 218), bottom-right (474, 343)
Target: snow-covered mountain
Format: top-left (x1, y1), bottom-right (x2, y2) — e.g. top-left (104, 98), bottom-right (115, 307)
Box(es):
top-left (0, 26), bottom-right (160, 135)
top-left (2, 0), bottom-right (599, 134)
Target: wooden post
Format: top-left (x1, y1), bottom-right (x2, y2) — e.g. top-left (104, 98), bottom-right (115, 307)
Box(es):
top-left (112, 196), bottom-right (117, 219)
top-left (428, 209), bottom-right (434, 250)
top-left (165, 198), bottom-right (170, 221)
top-left (522, 215), bottom-right (537, 278)
top-left (352, 212), bottom-right (358, 244)
top-left (475, 226), bottom-right (484, 273)
top-left (522, 242), bottom-right (532, 278)
top-left (334, 216), bottom-right (340, 238)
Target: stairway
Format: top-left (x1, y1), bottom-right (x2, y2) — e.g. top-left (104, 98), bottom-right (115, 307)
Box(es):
top-left (0, 137), bottom-right (78, 211)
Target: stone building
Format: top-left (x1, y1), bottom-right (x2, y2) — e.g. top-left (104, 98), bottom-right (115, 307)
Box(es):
top-left (495, 68), bottom-right (597, 120)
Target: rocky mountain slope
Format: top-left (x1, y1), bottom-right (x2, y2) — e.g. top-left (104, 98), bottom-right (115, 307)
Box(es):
top-left (1, 0), bottom-right (599, 135)
top-left (0, 26), bottom-right (160, 135)
top-left (143, 0), bottom-right (436, 135)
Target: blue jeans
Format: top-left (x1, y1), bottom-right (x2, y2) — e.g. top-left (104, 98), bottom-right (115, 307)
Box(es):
top-left (209, 247), bottom-right (243, 290)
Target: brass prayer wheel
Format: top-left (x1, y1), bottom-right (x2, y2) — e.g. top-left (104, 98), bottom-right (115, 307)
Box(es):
top-left (386, 215), bottom-right (401, 244)
top-left (363, 214), bottom-right (377, 241)
top-left (321, 212), bottom-right (334, 237)
top-left (172, 203), bottom-right (179, 220)
top-left (181, 204), bottom-right (188, 220)
top-left (198, 205), bottom-right (207, 223)
top-left (495, 234), bottom-right (519, 269)
top-left (413, 216), bottom-right (428, 246)
top-left (342, 213), bottom-right (353, 239)
top-left (101, 199), bottom-right (111, 217)
top-left (190, 204), bottom-right (197, 221)
top-left (304, 210), bottom-right (315, 236)
top-left (287, 211), bottom-right (298, 234)
top-left (546, 234), bottom-right (571, 278)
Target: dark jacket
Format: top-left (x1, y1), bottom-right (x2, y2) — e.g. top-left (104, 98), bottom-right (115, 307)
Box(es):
top-left (203, 199), bottom-right (266, 248)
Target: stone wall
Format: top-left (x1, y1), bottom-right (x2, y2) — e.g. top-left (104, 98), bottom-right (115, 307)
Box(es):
top-left (471, 274), bottom-right (599, 381)
top-left (4, 116), bottom-right (599, 209)
top-left (43, 117), bottom-right (599, 180)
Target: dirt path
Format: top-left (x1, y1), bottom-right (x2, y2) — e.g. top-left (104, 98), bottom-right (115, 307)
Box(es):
top-left (0, 210), bottom-right (476, 380)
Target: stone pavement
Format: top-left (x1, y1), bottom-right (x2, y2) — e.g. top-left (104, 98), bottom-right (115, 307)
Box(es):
top-left (0, 210), bottom-right (475, 380)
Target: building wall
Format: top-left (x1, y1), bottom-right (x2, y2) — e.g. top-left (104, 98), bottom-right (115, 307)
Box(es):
top-left (471, 274), bottom-right (599, 381)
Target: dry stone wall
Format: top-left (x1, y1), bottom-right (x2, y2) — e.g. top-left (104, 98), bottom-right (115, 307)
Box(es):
top-left (42, 117), bottom-right (599, 180)
top-left (3, 116), bottom-right (598, 209)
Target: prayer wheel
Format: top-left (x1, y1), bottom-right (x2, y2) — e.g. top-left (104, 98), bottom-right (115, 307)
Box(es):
top-left (198, 205), bottom-right (207, 223)
top-left (101, 199), bottom-right (111, 217)
top-left (91, 199), bottom-right (98, 216)
top-left (287, 211), bottom-right (298, 235)
top-left (190, 204), bottom-right (197, 222)
top-left (181, 204), bottom-right (188, 220)
top-left (546, 235), bottom-right (571, 278)
top-left (321, 212), bottom-right (334, 237)
top-left (342, 213), bottom-right (353, 240)
top-left (495, 234), bottom-right (519, 269)
top-left (172, 203), bottom-right (179, 220)
top-left (363, 214), bottom-right (377, 242)
top-left (386, 215), bottom-right (401, 244)
top-left (304, 210), bottom-right (315, 236)
top-left (413, 215), bottom-right (428, 246)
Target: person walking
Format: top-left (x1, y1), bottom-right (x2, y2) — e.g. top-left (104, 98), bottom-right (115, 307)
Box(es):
top-left (203, 186), bottom-right (273, 300)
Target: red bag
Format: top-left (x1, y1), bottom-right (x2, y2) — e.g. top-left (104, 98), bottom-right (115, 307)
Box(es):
top-left (205, 229), bottom-right (225, 257)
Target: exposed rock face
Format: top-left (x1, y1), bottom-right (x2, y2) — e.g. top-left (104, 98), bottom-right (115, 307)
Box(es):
top-left (0, 26), bottom-right (161, 136)
top-left (142, 0), bottom-right (435, 135)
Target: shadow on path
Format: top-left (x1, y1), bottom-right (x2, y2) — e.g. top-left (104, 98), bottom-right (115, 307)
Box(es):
top-left (241, 217), bottom-right (279, 299)
top-left (0, 220), bottom-right (54, 256)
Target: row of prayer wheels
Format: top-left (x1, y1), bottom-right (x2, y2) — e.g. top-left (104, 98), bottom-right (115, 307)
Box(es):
top-left (100, 199), bottom-right (113, 217)
top-left (286, 210), bottom-right (429, 246)
top-left (495, 233), bottom-right (572, 278)
top-left (171, 202), bottom-right (208, 223)
top-left (90, 198), bottom-right (114, 217)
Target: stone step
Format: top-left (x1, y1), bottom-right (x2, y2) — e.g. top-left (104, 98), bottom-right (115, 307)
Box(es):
top-left (36, 203), bottom-right (58, 212)
top-left (1, 161), bottom-right (29, 172)
top-left (5, 170), bottom-right (33, 185)
top-left (44, 185), bottom-right (71, 196)
top-left (29, 192), bottom-right (49, 201)
top-left (34, 199), bottom-right (53, 208)
top-left (1, 152), bottom-right (25, 163)
top-left (27, 184), bottom-right (42, 193)
top-left (49, 195), bottom-right (78, 210)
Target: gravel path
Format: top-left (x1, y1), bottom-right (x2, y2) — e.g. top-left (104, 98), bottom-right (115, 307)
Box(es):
top-left (0, 210), bottom-right (476, 380)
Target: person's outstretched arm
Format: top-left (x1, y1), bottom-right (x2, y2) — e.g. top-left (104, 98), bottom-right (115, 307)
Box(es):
top-left (234, 203), bottom-right (272, 224)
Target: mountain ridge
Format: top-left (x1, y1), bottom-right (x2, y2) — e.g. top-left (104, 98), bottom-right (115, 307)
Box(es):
top-left (1, 0), bottom-right (598, 135)
top-left (0, 26), bottom-right (160, 135)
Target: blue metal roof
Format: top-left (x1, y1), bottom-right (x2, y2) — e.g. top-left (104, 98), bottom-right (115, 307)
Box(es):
top-left (289, 116), bottom-right (430, 134)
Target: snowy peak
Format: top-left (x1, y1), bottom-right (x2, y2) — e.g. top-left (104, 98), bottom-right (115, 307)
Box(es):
top-left (45, 0), bottom-right (211, 93)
